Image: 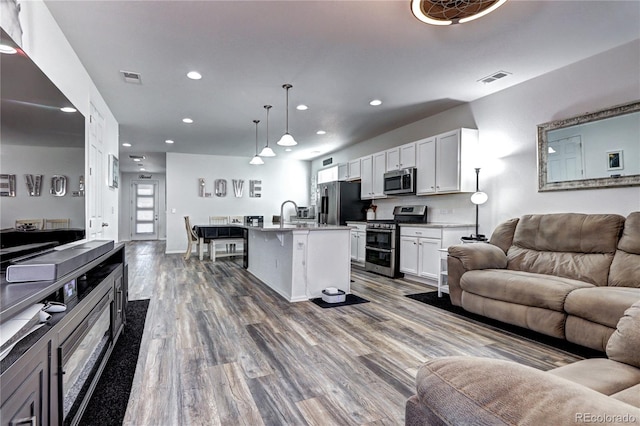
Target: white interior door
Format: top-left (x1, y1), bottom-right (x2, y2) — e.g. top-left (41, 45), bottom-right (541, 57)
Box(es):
top-left (131, 180), bottom-right (158, 240)
top-left (88, 103), bottom-right (104, 239)
top-left (548, 135), bottom-right (584, 182)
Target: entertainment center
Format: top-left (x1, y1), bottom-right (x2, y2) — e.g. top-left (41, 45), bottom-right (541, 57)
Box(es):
top-left (0, 241), bottom-right (127, 426)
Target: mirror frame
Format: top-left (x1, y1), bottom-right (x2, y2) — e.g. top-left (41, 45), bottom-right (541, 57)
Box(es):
top-left (537, 100), bottom-right (640, 191)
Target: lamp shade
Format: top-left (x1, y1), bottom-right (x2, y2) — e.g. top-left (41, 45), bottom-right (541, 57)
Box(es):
top-left (471, 191), bottom-right (488, 205)
top-left (249, 155), bottom-right (264, 165)
top-left (277, 133), bottom-right (297, 146)
top-left (259, 146), bottom-right (276, 157)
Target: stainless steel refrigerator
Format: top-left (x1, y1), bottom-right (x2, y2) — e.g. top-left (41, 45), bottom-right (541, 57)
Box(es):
top-left (317, 181), bottom-right (367, 225)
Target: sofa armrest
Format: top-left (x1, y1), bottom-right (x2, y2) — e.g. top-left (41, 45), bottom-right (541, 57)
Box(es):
top-left (407, 356), bottom-right (640, 426)
top-left (448, 243), bottom-right (508, 270)
top-left (446, 243), bottom-right (507, 306)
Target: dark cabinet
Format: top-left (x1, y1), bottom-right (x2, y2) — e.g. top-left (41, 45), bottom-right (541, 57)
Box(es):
top-left (0, 243), bottom-right (126, 426)
top-left (1, 339), bottom-right (52, 426)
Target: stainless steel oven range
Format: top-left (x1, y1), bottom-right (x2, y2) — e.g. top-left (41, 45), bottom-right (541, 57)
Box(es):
top-left (365, 205), bottom-right (428, 277)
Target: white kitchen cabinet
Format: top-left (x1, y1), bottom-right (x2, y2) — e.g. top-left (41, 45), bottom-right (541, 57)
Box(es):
top-left (399, 236), bottom-right (419, 274)
top-left (347, 222), bottom-right (366, 264)
top-left (360, 152), bottom-right (387, 199)
top-left (386, 142), bottom-right (416, 171)
top-left (399, 225), bottom-right (472, 283)
top-left (338, 163), bottom-right (348, 181)
top-left (347, 159), bottom-right (361, 181)
top-left (416, 128), bottom-right (478, 195)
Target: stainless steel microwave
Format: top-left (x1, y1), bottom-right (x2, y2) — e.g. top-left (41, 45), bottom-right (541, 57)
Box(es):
top-left (383, 168), bottom-right (416, 195)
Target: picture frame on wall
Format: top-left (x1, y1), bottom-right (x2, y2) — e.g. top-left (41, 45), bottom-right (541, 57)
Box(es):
top-left (109, 154), bottom-right (119, 188)
top-left (607, 150), bottom-right (623, 171)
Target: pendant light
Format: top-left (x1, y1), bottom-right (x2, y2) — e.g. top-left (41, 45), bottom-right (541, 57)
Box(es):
top-left (249, 120), bottom-right (264, 165)
top-left (277, 84), bottom-right (297, 146)
top-left (259, 105), bottom-right (276, 157)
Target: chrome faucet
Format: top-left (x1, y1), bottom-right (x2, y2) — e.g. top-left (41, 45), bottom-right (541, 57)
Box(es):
top-left (280, 200), bottom-right (298, 227)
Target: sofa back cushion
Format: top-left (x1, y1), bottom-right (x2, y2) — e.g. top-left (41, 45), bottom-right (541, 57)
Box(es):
top-left (506, 213), bottom-right (625, 286)
top-left (609, 212), bottom-right (640, 288)
top-left (489, 217), bottom-right (519, 253)
top-left (606, 300), bottom-right (640, 368)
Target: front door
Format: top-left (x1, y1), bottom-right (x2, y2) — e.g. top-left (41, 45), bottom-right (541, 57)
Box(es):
top-left (131, 180), bottom-right (158, 240)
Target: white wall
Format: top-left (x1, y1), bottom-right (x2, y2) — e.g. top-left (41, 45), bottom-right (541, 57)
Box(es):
top-left (312, 40), bottom-right (640, 235)
top-left (13, 1), bottom-right (120, 241)
top-left (119, 172), bottom-right (167, 241)
top-left (166, 153), bottom-right (310, 253)
top-left (0, 145), bottom-right (85, 229)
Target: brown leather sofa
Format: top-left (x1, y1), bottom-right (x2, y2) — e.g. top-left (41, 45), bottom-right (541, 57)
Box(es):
top-left (405, 301), bottom-right (640, 425)
top-left (446, 212), bottom-right (640, 352)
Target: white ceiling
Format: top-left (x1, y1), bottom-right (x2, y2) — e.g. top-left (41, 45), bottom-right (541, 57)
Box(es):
top-left (42, 0), bottom-right (640, 173)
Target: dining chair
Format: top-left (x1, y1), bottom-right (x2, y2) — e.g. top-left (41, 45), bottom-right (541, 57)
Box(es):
top-left (183, 216), bottom-right (200, 260)
top-left (44, 218), bottom-right (70, 229)
top-left (15, 219), bottom-right (44, 230)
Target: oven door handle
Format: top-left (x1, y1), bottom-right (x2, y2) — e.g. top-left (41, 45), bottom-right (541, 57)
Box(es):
top-left (366, 246), bottom-right (393, 253)
top-left (366, 229), bottom-right (394, 233)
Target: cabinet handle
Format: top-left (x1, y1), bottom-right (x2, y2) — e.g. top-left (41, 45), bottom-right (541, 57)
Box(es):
top-left (11, 416), bottom-right (37, 426)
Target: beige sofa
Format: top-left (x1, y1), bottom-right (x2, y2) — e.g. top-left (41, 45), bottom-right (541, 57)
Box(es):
top-left (447, 212), bottom-right (640, 352)
top-left (405, 301), bottom-right (640, 425)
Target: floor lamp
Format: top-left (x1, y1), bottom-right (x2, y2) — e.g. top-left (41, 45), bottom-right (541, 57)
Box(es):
top-left (469, 168), bottom-right (488, 241)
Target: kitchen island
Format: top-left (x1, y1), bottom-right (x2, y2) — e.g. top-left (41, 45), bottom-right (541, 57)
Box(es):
top-left (246, 224), bottom-right (352, 302)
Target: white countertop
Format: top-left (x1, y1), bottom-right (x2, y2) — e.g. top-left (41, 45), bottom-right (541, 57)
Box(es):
top-left (398, 222), bottom-right (474, 228)
top-left (247, 223), bottom-right (351, 232)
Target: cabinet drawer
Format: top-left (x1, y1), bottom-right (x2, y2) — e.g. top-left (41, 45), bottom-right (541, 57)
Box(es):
top-left (400, 227), bottom-right (441, 239)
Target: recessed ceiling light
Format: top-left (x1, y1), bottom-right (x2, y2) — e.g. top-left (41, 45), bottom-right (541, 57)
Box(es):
top-left (187, 71), bottom-right (202, 80)
top-left (165, 139), bottom-right (174, 144)
top-left (0, 44), bottom-right (17, 54)
top-left (296, 104), bottom-right (308, 111)
top-left (316, 130), bottom-right (327, 135)
top-left (140, 168), bottom-right (146, 171)
top-left (182, 118), bottom-right (193, 124)
top-left (369, 99), bottom-right (382, 106)
top-left (133, 158), bottom-right (141, 162)
top-left (285, 148), bottom-right (292, 152)
top-left (122, 142), bottom-right (132, 147)
top-left (60, 107), bottom-right (77, 113)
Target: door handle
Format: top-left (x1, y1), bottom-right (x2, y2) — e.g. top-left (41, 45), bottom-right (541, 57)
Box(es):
top-left (101, 222), bottom-right (109, 227)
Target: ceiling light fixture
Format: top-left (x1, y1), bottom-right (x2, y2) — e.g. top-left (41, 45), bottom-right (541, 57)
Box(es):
top-left (369, 99), bottom-right (382, 106)
top-left (250, 120), bottom-right (264, 165)
top-left (187, 71), bottom-right (202, 80)
top-left (182, 118), bottom-right (193, 124)
top-left (165, 139), bottom-right (174, 144)
top-left (316, 130), bottom-right (326, 135)
top-left (277, 84), bottom-right (297, 146)
top-left (259, 105), bottom-right (276, 157)
top-left (122, 142), bottom-right (132, 147)
top-left (296, 104), bottom-right (308, 111)
top-left (0, 44), bottom-right (17, 54)
top-left (411, 0), bottom-right (508, 26)
top-left (60, 107), bottom-right (77, 113)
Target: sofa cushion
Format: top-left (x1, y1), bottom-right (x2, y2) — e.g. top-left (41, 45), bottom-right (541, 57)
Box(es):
top-left (564, 287), bottom-right (640, 328)
top-left (460, 269), bottom-right (592, 311)
top-left (609, 212), bottom-right (640, 288)
top-left (507, 213), bottom-right (624, 286)
top-left (414, 356), bottom-right (640, 425)
top-left (606, 301), bottom-right (640, 368)
top-left (549, 358), bottom-right (640, 396)
top-left (611, 384), bottom-right (640, 408)
top-left (448, 243), bottom-right (507, 270)
top-left (488, 217), bottom-right (519, 253)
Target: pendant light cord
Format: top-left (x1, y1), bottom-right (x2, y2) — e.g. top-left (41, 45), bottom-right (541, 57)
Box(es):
top-left (254, 119), bottom-right (260, 154)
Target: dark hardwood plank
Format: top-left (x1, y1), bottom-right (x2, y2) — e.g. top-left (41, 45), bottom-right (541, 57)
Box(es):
top-left (122, 241), bottom-right (583, 425)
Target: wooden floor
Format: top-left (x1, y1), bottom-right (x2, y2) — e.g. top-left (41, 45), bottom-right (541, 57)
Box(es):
top-left (123, 241), bottom-right (583, 426)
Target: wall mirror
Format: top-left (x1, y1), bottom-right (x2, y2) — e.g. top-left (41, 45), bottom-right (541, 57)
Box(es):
top-left (537, 101), bottom-right (640, 191)
top-left (0, 28), bottom-right (86, 240)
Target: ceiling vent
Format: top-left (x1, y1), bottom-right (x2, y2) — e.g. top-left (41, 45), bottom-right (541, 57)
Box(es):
top-left (129, 155), bottom-right (146, 160)
top-left (120, 70), bottom-right (142, 84)
top-left (478, 70), bottom-right (511, 84)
